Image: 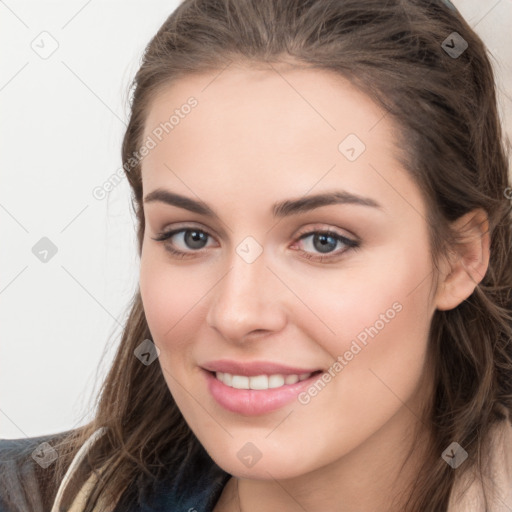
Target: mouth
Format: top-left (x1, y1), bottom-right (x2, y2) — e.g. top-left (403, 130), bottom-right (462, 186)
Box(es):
top-left (202, 367), bottom-right (324, 416)
top-left (210, 370), bottom-right (323, 390)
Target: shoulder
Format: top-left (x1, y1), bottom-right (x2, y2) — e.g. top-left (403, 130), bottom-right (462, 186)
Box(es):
top-left (119, 439), bottom-right (230, 512)
top-left (487, 416), bottom-right (512, 508)
top-left (448, 417), bottom-right (512, 512)
top-left (1, 429), bottom-right (229, 512)
top-left (0, 429), bottom-right (74, 512)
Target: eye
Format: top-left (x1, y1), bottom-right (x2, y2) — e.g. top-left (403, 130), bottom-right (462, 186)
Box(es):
top-left (151, 227), bottom-right (215, 259)
top-left (151, 225), bottom-right (361, 262)
top-left (291, 227), bottom-right (360, 262)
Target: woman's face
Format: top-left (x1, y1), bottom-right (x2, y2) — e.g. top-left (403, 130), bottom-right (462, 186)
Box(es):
top-left (139, 64), bottom-right (439, 480)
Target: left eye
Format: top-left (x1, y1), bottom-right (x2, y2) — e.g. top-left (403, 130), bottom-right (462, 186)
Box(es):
top-left (294, 231), bottom-right (360, 260)
top-left (151, 227), bottom-right (360, 262)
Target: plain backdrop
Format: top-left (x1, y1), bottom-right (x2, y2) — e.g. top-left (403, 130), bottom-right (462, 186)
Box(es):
top-left (1, 0), bottom-right (511, 439)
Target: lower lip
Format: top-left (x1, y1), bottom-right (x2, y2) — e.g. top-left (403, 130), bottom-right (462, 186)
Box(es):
top-left (203, 369), bottom-right (321, 416)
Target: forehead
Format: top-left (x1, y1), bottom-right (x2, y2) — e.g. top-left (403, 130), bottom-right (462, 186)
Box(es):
top-left (140, 65), bottom-right (422, 219)
top-left (143, 64), bottom-right (391, 148)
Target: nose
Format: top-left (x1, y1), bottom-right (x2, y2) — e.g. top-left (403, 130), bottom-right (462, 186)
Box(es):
top-left (205, 246), bottom-right (287, 344)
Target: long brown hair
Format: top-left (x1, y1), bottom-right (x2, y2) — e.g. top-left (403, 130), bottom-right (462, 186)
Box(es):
top-left (42, 0), bottom-right (512, 510)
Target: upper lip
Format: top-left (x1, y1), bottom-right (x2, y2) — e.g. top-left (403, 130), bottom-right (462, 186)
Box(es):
top-left (201, 359), bottom-right (322, 376)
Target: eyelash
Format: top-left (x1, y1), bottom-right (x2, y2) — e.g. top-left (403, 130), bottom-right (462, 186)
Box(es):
top-left (151, 225), bottom-right (361, 263)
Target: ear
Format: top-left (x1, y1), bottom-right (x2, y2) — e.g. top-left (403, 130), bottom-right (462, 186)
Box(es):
top-left (435, 208), bottom-right (490, 311)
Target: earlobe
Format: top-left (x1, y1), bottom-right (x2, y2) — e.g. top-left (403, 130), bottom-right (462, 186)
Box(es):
top-left (435, 208), bottom-right (490, 311)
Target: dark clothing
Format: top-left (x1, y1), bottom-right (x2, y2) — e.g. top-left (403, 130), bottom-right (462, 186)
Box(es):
top-left (0, 430), bottom-right (230, 512)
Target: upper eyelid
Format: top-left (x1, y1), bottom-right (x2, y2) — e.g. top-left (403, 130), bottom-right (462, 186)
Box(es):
top-left (295, 224), bottom-right (357, 241)
top-left (156, 223), bottom-right (356, 240)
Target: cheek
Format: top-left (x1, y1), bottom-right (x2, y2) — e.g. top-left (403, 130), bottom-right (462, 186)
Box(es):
top-left (139, 251), bottom-right (203, 415)
top-left (292, 239), bottom-right (433, 355)
top-left (139, 246), bottom-right (205, 347)
top-left (292, 241), bottom-right (434, 411)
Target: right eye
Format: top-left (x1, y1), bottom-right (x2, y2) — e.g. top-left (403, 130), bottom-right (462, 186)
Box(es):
top-left (152, 227), bottom-right (216, 258)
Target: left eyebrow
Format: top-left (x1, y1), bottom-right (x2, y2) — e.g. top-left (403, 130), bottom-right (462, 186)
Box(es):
top-left (272, 190), bottom-right (382, 217)
top-left (143, 188), bottom-right (383, 219)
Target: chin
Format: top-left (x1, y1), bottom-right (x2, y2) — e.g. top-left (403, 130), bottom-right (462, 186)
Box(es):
top-left (203, 441), bottom-right (322, 481)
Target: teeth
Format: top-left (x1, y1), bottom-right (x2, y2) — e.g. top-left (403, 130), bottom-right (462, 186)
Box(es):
top-left (215, 372), bottom-right (313, 390)
top-left (268, 374), bottom-right (285, 388)
top-left (249, 375), bottom-right (268, 390)
top-left (231, 375), bottom-right (249, 389)
top-left (285, 374), bottom-right (299, 385)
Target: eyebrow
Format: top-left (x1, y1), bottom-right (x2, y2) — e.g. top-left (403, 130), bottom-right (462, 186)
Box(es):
top-left (143, 188), bottom-right (382, 218)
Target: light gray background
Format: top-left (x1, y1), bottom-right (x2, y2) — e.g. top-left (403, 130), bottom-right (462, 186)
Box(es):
top-left (1, 0), bottom-right (511, 439)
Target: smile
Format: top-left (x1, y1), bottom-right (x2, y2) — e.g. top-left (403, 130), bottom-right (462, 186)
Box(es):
top-left (203, 368), bottom-right (324, 415)
top-left (214, 371), bottom-right (316, 390)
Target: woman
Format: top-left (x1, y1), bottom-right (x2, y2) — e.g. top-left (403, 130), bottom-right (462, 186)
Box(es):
top-left (1, 0), bottom-right (511, 510)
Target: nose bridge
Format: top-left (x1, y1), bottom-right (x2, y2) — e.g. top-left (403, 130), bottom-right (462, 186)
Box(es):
top-left (206, 241), bottom-right (286, 341)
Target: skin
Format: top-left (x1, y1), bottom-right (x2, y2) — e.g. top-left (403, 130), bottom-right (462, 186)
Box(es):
top-left (138, 63), bottom-right (490, 511)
